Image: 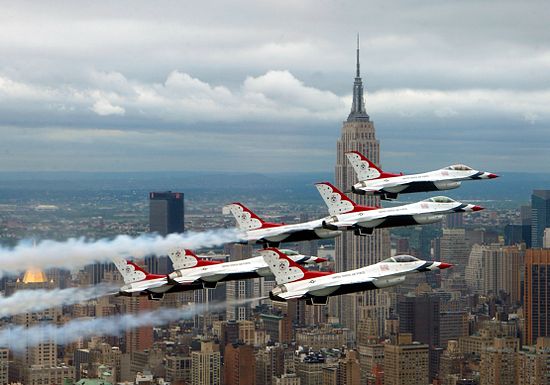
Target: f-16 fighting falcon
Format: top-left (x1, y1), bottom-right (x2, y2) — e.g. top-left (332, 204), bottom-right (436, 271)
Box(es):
top-left (113, 256), bottom-right (205, 300)
top-left (167, 248), bottom-right (326, 288)
top-left (315, 182), bottom-right (483, 235)
top-left (262, 248), bottom-right (452, 305)
top-left (223, 202), bottom-right (341, 246)
top-left (346, 150), bottom-right (498, 200)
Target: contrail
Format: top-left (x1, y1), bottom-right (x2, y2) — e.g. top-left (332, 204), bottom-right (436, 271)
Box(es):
top-left (0, 229), bottom-right (243, 277)
top-left (0, 284), bottom-right (118, 318)
top-left (0, 297), bottom-right (265, 351)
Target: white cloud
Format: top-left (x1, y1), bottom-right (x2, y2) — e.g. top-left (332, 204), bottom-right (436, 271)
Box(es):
top-left (91, 98), bottom-right (125, 116)
top-left (2, 71), bottom-right (550, 127)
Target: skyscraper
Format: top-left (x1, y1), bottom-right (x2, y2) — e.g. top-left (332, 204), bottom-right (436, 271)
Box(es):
top-left (525, 248), bottom-right (550, 345)
top-left (224, 343), bottom-right (256, 385)
top-left (148, 191), bottom-right (185, 274)
top-left (191, 340), bottom-right (221, 385)
top-left (531, 190), bottom-right (550, 248)
top-left (398, 293), bottom-right (441, 381)
top-left (384, 333), bottom-right (429, 385)
top-left (149, 191), bottom-right (185, 235)
top-left (334, 36), bottom-right (390, 332)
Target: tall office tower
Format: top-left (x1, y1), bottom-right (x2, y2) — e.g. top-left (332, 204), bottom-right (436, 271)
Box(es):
top-left (440, 312), bottom-right (469, 349)
top-left (445, 212), bottom-right (464, 229)
top-left (191, 340), bottom-right (220, 385)
top-left (334, 37), bottom-right (391, 332)
top-left (544, 228), bottom-right (550, 248)
top-left (398, 293), bottom-right (441, 381)
top-left (148, 191), bottom-right (185, 274)
top-left (398, 293), bottom-right (440, 348)
top-left (294, 354), bottom-right (327, 385)
top-left (255, 345), bottom-right (285, 385)
top-left (479, 337), bottom-right (519, 385)
top-left (531, 190), bottom-right (550, 248)
top-left (123, 297), bottom-right (156, 354)
top-left (337, 350), bottom-right (361, 385)
top-left (517, 337), bottom-right (550, 385)
top-left (439, 228), bottom-right (469, 273)
top-left (384, 333), bottom-right (429, 385)
top-left (224, 343), bottom-right (256, 385)
top-left (504, 223), bottom-right (532, 247)
top-left (525, 249), bottom-right (550, 345)
top-left (225, 244), bottom-right (256, 321)
top-left (0, 348), bottom-right (7, 385)
top-left (466, 244), bottom-right (525, 303)
top-left (149, 191), bottom-right (185, 235)
top-left (439, 340), bottom-right (466, 385)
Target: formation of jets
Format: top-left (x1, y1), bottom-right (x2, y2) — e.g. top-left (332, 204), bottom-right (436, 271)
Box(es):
top-left (113, 150), bottom-right (497, 305)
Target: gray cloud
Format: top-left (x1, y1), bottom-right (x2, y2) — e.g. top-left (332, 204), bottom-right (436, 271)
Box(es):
top-left (0, 0), bottom-right (549, 172)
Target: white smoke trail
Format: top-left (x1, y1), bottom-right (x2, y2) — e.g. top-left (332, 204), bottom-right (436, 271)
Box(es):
top-left (0, 229), bottom-right (243, 277)
top-left (0, 298), bottom-right (265, 351)
top-left (0, 284), bottom-right (118, 318)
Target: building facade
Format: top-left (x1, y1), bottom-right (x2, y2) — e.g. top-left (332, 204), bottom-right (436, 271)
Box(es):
top-left (531, 190), bottom-right (550, 248)
top-left (148, 191), bottom-right (185, 274)
top-left (525, 248), bottom-right (550, 345)
top-left (334, 37), bottom-right (390, 333)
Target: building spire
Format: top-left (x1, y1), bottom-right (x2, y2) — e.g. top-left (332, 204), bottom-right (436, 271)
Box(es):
top-left (356, 34), bottom-right (360, 78)
top-left (348, 34), bottom-right (369, 122)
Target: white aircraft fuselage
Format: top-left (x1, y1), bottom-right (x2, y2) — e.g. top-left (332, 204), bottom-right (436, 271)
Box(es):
top-left (321, 196), bottom-right (483, 235)
top-left (345, 151), bottom-right (498, 200)
top-left (168, 250), bottom-right (325, 288)
top-left (262, 249), bottom-right (451, 305)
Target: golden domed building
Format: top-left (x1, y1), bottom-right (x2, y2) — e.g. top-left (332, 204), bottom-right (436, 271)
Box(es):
top-left (5, 267), bottom-right (55, 296)
top-left (22, 267), bottom-right (49, 284)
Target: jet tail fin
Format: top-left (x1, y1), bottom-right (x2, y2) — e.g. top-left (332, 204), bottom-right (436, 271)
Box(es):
top-left (168, 249), bottom-right (222, 270)
top-left (223, 202), bottom-right (281, 230)
top-left (345, 151), bottom-right (383, 181)
top-left (112, 257), bottom-right (164, 284)
top-left (261, 248), bottom-right (330, 285)
top-left (315, 182), bottom-right (377, 215)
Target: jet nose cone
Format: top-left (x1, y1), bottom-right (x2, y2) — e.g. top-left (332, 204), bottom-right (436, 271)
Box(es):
top-left (487, 173), bottom-right (499, 179)
top-left (438, 262), bottom-right (453, 270)
top-left (471, 205), bottom-right (484, 212)
top-left (315, 257), bottom-right (328, 263)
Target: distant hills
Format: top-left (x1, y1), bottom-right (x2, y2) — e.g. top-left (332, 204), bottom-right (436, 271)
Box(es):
top-left (0, 171), bottom-right (548, 206)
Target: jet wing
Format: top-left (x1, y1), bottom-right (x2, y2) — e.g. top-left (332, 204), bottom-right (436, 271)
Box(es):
top-left (362, 204), bottom-right (434, 221)
top-left (170, 276), bottom-right (202, 285)
top-left (279, 289), bottom-right (311, 300)
top-left (255, 222), bottom-right (320, 237)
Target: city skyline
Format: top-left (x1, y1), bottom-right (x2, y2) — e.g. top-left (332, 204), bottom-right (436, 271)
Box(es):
top-left (0, 1), bottom-right (549, 173)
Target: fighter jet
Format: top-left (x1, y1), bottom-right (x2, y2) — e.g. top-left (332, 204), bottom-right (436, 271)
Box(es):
top-left (346, 150), bottom-right (498, 200)
top-left (315, 182), bottom-right (483, 235)
top-left (223, 202), bottom-right (341, 246)
top-left (262, 248), bottom-right (452, 305)
top-left (113, 256), bottom-right (204, 300)
top-left (167, 248), bottom-right (326, 288)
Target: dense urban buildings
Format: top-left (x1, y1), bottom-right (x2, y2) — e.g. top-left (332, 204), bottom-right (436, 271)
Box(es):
top-left (1, 46), bottom-right (549, 385)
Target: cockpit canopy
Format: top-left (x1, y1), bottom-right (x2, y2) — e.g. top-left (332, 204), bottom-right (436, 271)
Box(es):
top-left (279, 249), bottom-right (298, 256)
top-left (422, 196), bottom-right (456, 203)
top-left (382, 255), bottom-right (419, 263)
top-left (445, 164), bottom-right (473, 171)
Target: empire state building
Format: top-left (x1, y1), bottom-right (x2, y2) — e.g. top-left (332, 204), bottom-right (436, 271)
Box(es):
top-left (334, 37), bottom-right (391, 331)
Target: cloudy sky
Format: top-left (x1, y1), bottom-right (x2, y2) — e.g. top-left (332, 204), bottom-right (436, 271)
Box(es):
top-left (1, 0), bottom-right (549, 173)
